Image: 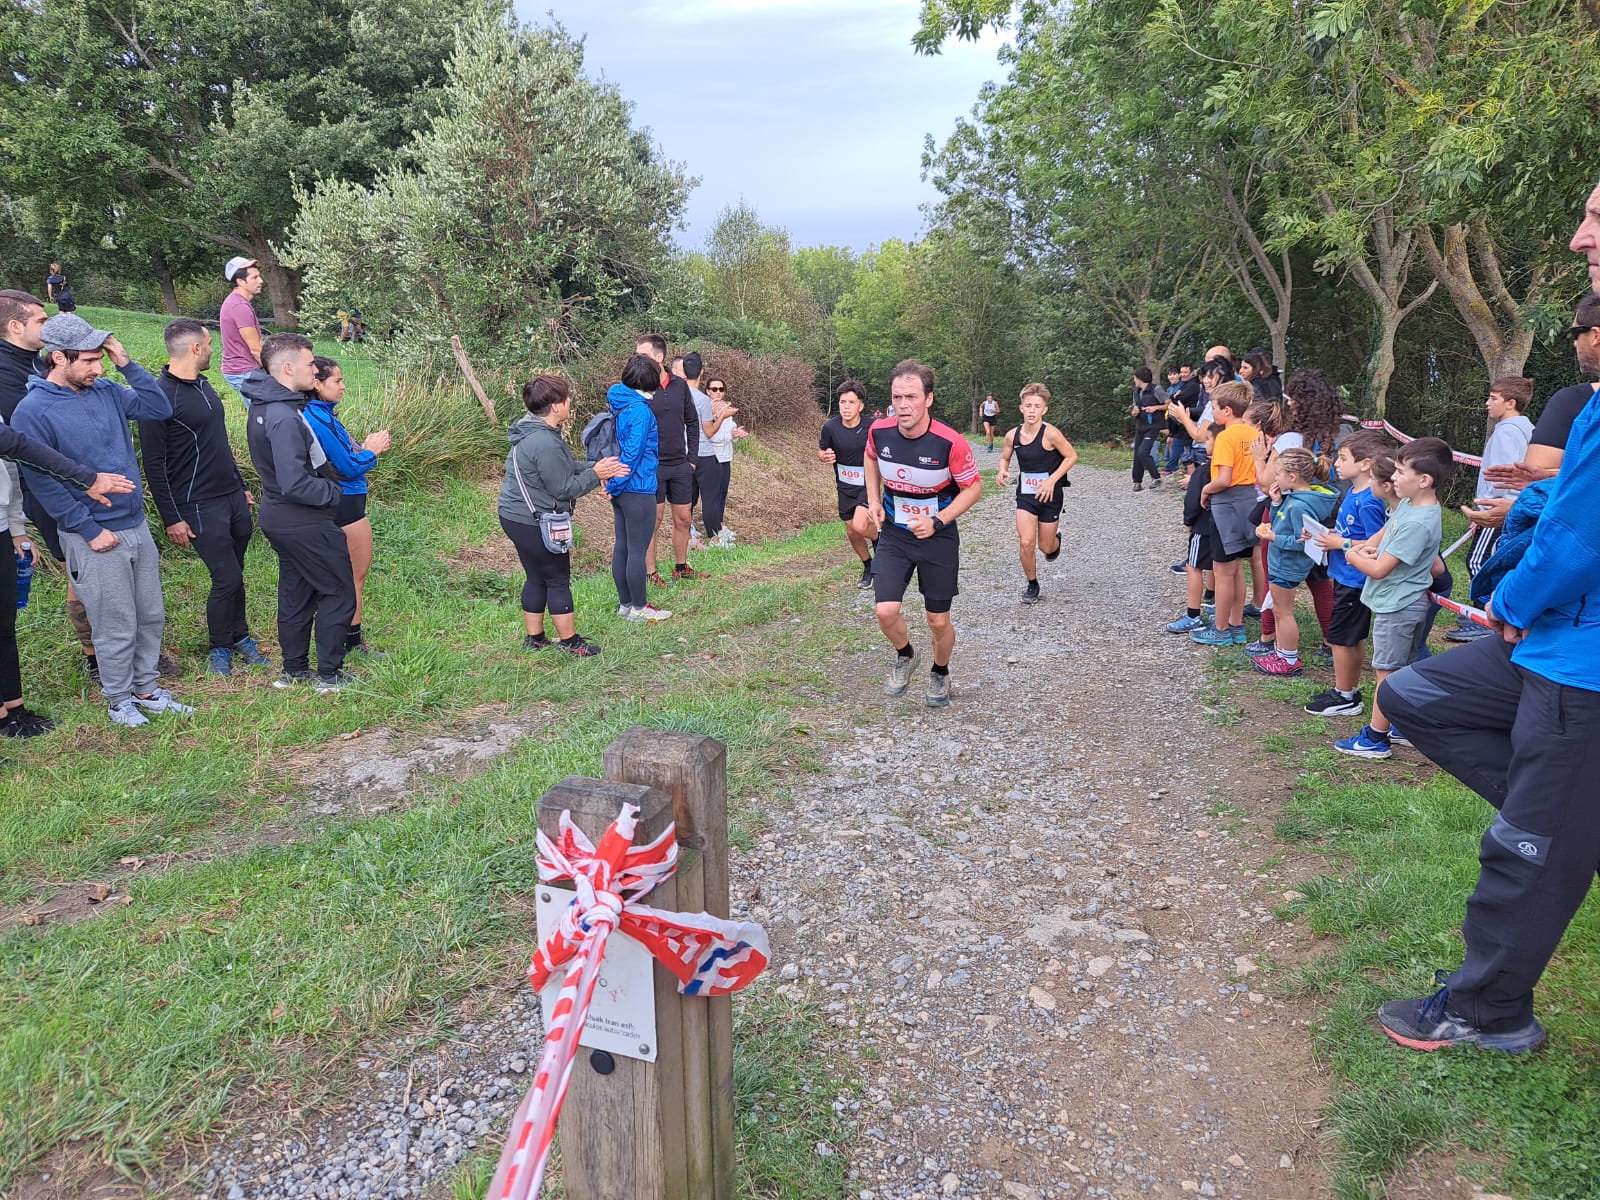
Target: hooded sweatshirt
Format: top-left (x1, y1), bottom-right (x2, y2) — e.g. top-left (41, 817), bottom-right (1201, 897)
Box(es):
top-left (1266, 484), bottom-right (1341, 586)
top-left (140, 368), bottom-right (247, 526)
top-left (304, 397), bottom-right (379, 496)
top-left (13, 361), bottom-right (170, 538)
top-left (606, 383), bottom-right (659, 497)
top-left (241, 369), bottom-right (340, 520)
top-left (498, 416), bottom-right (601, 524)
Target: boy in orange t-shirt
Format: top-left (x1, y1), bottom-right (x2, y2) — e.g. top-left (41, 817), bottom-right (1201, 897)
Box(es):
top-left (1192, 382), bottom-right (1258, 645)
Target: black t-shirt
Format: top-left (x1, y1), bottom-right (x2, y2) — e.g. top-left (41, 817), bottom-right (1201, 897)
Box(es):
top-left (1530, 382), bottom-right (1599, 452)
top-left (819, 415), bottom-right (870, 493)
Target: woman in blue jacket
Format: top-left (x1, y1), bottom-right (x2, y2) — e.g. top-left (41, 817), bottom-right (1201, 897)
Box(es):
top-left (308, 357), bottom-right (391, 656)
top-left (608, 354), bottom-right (667, 622)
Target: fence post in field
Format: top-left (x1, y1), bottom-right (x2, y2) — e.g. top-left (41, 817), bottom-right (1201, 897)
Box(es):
top-left (603, 727), bottom-right (736, 1200)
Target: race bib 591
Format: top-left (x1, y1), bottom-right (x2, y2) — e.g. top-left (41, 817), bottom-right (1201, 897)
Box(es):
top-left (891, 495), bottom-right (939, 526)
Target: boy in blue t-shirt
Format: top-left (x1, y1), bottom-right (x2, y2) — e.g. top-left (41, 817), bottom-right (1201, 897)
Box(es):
top-left (1304, 431), bottom-right (1392, 716)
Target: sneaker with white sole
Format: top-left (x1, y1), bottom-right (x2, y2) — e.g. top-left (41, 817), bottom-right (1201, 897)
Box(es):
top-left (885, 649), bottom-right (918, 696)
top-left (1166, 614), bottom-right (1206, 634)
top-left (1335, 724), bottom-right (1392, 759)
top-left (131, 687), bottom-right (196, 715)
top-left (925, 670), bottom-right (951, 707)
top-left (1304, 688), bottom-right (1363, 716)
top-left (314, 671), bottom-right (355, 693)
top-left (629, 604), bottom-right (672, 623)
top-left (273, 670), bottom-right (313, 689)
top-left (107, 698), bottom-right (150, 727)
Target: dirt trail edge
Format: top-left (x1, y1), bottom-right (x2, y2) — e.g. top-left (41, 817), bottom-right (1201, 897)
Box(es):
top-left (741, 461), bottom-right (1332, 1200)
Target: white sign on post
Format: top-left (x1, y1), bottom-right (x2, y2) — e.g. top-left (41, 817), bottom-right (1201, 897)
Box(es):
top-left (535, 888), bottom-right (660, 1063)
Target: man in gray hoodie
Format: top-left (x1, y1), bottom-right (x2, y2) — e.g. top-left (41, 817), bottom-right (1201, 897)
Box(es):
top-left (13, 313), bottom-right (194, 727)
top-left (243, 333), bottom-right (357, 691)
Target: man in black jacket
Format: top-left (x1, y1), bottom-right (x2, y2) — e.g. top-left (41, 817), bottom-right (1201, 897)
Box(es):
top-left (242, 333), bottom-right (356, 692)
top-left (1130, 366), bottom-right (1164, 492)
top-left (634, 333), bottom-right (704, 583)
top-left (1164, 364), bottom-right (1202, 479)
top-left (142, 319), bottom-right (270, 678)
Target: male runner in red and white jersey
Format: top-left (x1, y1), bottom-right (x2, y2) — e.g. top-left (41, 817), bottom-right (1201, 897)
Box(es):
top-left (865, 359), bottom-right (982, 707)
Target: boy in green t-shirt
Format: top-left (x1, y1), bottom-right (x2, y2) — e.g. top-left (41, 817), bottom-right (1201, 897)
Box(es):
top-left (1332, 437), bottom-right (1453, 760)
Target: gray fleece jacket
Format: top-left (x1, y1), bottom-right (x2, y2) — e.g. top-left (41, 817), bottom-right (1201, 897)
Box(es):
top-left (498, 416), bottom-right (601, 524)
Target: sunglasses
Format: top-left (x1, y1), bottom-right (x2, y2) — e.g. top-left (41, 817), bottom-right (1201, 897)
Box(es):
top-left (1569, 325), bottom-right (1597, 343)
top-left (706, 386), bottom-right (726, 392)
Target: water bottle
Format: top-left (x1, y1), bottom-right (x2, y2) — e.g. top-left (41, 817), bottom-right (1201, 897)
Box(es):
top-left (15, 540), bottom-right (33, 610)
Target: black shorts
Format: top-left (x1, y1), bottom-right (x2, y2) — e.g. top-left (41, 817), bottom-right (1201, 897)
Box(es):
top-left (872, 525), bottom-right (959, 614)
top-left (1212, 542), bottom-right (1250, 565)
top-left (1186, 525), bottom-right (1213, 571)
top-left (1327, 581), bottom-right (1373, 647)
top-left (1015, 491), bottom-right (1063, 523)
top-left (656, 460), bottom-right (694, 506)
top-left (837, 486), bottom-right (867, 522)
top-left (1249, 497), bottom-right (1269, 525)
top-left (334, 491), bottom-right (368, 526)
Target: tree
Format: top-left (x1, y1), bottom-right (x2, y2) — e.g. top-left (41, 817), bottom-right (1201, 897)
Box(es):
top-left (0, 0), bottom-right (498, 327)
top-left (288, 12), bottom-right (690, 366)
top-left (702, 203), bottom-right (819, 335)
top-left (833, 241), bottom-right (919, 401)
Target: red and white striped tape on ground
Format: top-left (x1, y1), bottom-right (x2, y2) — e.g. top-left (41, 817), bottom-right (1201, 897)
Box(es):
top-left (1340, 414), bottom-right (1483, 467)
top-left (488, 804), bottom-right (770, 1200)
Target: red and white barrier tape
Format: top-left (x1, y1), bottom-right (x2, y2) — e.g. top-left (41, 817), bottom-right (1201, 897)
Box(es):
top-left (1430, 593), bottom-right (1496, 629)
top-left (1339, 414), bottom-right (1483, 467)
top-left (488, 804), bottom-right (770, 1200)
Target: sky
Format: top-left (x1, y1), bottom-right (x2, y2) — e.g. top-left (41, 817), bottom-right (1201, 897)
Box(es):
top-left (515, 0), bottom-right (1007, 253)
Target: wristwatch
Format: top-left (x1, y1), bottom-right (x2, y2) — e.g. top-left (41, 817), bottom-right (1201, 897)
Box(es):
top-left (1341, 538), bottom-right (1353, 552)
top-left (932, 516), bottom-right (947, 532)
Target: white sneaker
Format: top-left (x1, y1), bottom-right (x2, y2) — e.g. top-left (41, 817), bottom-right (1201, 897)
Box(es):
top-left (714, 529), bottom-right (737, 548)
top-left (616, 604), bottom-right (637, 618)
top-left (108, 698), bottom-right (150, 727)
top-left (131, 687), bottom-right (196, 715)
top-left (632, 604), bottom-right (672, 622)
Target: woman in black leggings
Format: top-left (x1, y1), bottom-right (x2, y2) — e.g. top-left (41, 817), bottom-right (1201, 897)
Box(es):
top-left (498, 375), bottom-right (628, 655)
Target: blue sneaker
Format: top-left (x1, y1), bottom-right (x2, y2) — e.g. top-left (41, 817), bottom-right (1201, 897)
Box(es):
top-left (1191, 625), bottom-right (1236, 646)
top-left (207, 647), bottom-right (233, 676)
top-left (1201, 602), bottom-right (1216, 619)
top-left (1312, 643), bottom-right (1335, 666)
top-left (1335, 725), bottom-right (1392, 760)
top-left (1166, 614), bottom-right (1206, 634)
top-left (232, 636), bottom-right (270, 666)
top-left (1379, 970), bottom-right (1547, 1054)
top-left (1388, 725), bottom-right (1413, 748)
top-left (1245, 639), bottom-right (1276, 657)
top-left (1242, 603), bottom-right (1263, 620)
top-left (1230, 626), bottom-right (1249, 645)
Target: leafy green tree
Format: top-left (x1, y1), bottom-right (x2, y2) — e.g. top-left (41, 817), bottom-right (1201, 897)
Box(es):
top-left (0, 0), bottom-right (497, 326)
top-left (834, 240), bottom-right (920, 400)
top-left (288, 12), bottom-right (690, 366)
top-left (702, 203), bottom-right (819, 334)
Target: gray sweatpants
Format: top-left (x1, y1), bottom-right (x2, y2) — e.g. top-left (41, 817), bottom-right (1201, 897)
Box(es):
top-left (61, 522), bottom-right (166, 706)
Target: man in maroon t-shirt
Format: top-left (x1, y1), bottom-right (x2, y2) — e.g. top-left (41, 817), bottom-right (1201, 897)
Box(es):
top-left (219, 257), bottom-right (264, 399)
top-left (865, 359), bottom-right (982, 708)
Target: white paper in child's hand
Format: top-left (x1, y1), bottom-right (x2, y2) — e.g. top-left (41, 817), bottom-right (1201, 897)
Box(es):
top-left (1301, 515), bottom-right (1331, 566)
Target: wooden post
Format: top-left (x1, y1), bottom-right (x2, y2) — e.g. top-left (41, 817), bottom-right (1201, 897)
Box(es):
top-left (535, 727), bottom-right (736, 1200)
top-left (603, 728), bottom-right (735, 1200)
top-left (449, 334), bottom-right (499, 426)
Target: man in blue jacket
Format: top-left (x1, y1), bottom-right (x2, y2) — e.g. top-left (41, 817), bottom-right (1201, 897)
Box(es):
top-left (1376, 189), bottom-right (1600, 1054)
top-left (13, 314), bottom-right (194, 727)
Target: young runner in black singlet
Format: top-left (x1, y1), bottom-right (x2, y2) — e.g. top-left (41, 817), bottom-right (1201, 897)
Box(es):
top-left (995, 383), bottom-right (1077, 603)
top-left (818, 379), bottom-right (876, 588)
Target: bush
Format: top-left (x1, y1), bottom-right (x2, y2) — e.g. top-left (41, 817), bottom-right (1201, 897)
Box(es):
top-left (335, 370), bottom-right (510, 489)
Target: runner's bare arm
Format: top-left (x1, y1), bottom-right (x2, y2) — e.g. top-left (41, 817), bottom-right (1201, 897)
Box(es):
top-left (864, 454), bottom-right (885, 530)
top-left (996, 428), bottom-right (1016, 488)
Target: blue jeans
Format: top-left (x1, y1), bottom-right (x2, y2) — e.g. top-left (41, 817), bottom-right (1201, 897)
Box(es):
top-left (222, 372), bottom-right (252, 401)
top-left (1164, 434), bottom-right (1189, 472)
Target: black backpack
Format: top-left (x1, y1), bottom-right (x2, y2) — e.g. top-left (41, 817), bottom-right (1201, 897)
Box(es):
top-left (580, 410), bottom-right (619, 463)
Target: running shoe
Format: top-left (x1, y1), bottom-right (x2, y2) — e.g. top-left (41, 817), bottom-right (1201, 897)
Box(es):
top-left (1304, 688), bottom-right (1363, 716)
top-left (1190, 625), bottom-right (1236, 646)
top-left (885, 648), bottom-right (918, 696)
top-left (233, 636), bottom-right (270, 666)
top-left (1132, 483), bottom-right (1144, 493)
top-left (1242, 603), bottom-right (1262, 620)
top-left (858, 559), bottom-right (874, 590)
top-left (647, 571), bottom-right (669, 587)
top-left (672, 565), bottom-right (708, 580)
top-left (629, 604), bottom-right (672, 623)
top-left (1378, 970), bottom-right (1547, 1054)
top-left (1043, 544), bottom-right (1061, 562)
top-left (1170, 563), bottom-right (1188, 575)
top-left (1312, 644), bottom-right (1334, 666)
top-left (107, 698), bottom-right (149, 728)
top-left (314, 671), bottom-right (355, 694)
top-left (1230, 626), bottom-right (1249, 645)
top-left (1166, 614), bottom-right (1206, 634)
top-left (208, 647), bottom-right (233, 676)
top-left (522, 634), bottom-right (550, 651)
top-left (0, 706), bottom-right (52, 738)
top-left (1252, 651), bottom-right (1303, 677)
top-left (131, 687), bottom-right (196, 715)
top-left (715, 528), bottom-right (737, 548)
top-left (1335, 725), bottom-right (1392, 760)
top-left (347, 642), bottom-right (387, 660)
top-left (1021, 580), bottom-right (1041, 604)
top-left (1149, 477), bottom-right (1162, 489)
top-left (1244, 639), bottom-right (1276, 657)
top-left (616, 604), bottom-right (635, 618)
top-left (1387, 725), bottom-right (1414, 748)
top-left (925, 671), bottom-right (951, 708)
top-left (559, 637), bottom-right (601, 657)
top-left (273, 670), bottom-right (313, 689)
top-left (1201, 603), bottom-right (1216, 619)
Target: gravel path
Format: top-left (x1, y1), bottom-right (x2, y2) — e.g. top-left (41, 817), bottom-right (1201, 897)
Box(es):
top-left (739, 458), bottom-right (1331, 1200)
top-left (157, 460), bottom-right (1331, 1200)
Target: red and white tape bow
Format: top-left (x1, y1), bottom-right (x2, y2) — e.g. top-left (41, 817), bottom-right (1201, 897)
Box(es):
top-left (1340, 413), bottom-right (1483, 467)
top-left (488, 803), bottom-right (770, 1200)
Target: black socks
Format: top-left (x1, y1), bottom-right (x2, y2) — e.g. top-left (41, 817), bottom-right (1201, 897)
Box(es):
top-left (931, 663), bottom-right (949, 677)
top-left (1187, 607), bottom-right (1201, 618)
top-left (346, 623), bottom-right (363, 649)
top-left (896, 644), bottom-right (914, 659)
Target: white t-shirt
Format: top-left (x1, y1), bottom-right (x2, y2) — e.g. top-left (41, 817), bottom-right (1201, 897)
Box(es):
top-left (691, 385), bottom-right (736, 463)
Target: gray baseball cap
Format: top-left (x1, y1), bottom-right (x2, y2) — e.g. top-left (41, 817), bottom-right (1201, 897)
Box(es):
top-left (41, 313), bottom-right (112, 354)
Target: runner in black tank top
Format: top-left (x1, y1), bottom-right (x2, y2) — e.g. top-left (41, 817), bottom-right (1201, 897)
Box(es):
top-left (995, 383), bottom-right (1078, 604)
top-left (818, 380), bottom-right (876, 588)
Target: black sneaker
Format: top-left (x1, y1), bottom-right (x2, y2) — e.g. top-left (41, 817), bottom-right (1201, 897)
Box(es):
top-left (1021, 580), bottom-right (1041, 605)
top-left (1149, 477), bottom-right (1162, 489)
top-left (1170, 563), bottom-right (1188, 574)
top-left (1378, 970), bottom-right (1547, 1054)
top-left (559, 636), bottom-right (601, 658)
top-left (314, 670), bottom-right (355, 694)
top-left (1304, 688), bottom-right (1363, 716)
top-left (0, 706), bottom-right (53, 739)
top-left (522, 634), bottom-right (551, 651)
top-left (1132, 483), bottom-right (1144, 493)
top-left (858, 559), bottom-right (874, 590)
top-left (1242, 603), bottom-right (1262, 620)
top-left (1043, 544), bottom-right (1061, 562)
top-left (273, 670), bottom-right (313, 689)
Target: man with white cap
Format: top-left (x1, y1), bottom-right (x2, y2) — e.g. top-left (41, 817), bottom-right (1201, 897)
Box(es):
top-left (220, 256), bottom-right (264, 398)
top-left (13, 313), bottom-right (195, 728)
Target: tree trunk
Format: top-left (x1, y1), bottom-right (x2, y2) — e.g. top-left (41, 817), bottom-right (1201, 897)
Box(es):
top-left (242, 211), bottom-right (298, 329)
top-left (152, 250), bottom-right (179, 315)
top-left (1364, 302), bottom-right (1402, 419)
top-left (1329, 202), bottom-right (1437, 417)
top-left (1417, 223), bottom-right (1537, 380)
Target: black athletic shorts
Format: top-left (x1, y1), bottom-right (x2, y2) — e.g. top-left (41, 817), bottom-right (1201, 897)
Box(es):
top-left (1015, 491), bottom-right (1063, 523)
top-left (1186, 526), bottom-right (1214, 571)
top-left (1212, 542), bottom-right (1250, 565)
top-left (656, 460), bottom-right (694, 506)
top-left (1327, 580), bottom-right (1373, 647)
top-left (837, 486), bottom-right (867, 522)
top-left (872, 524), bottom-right (958, 614)
top-left (334, 491), bottom-right (368, 526)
